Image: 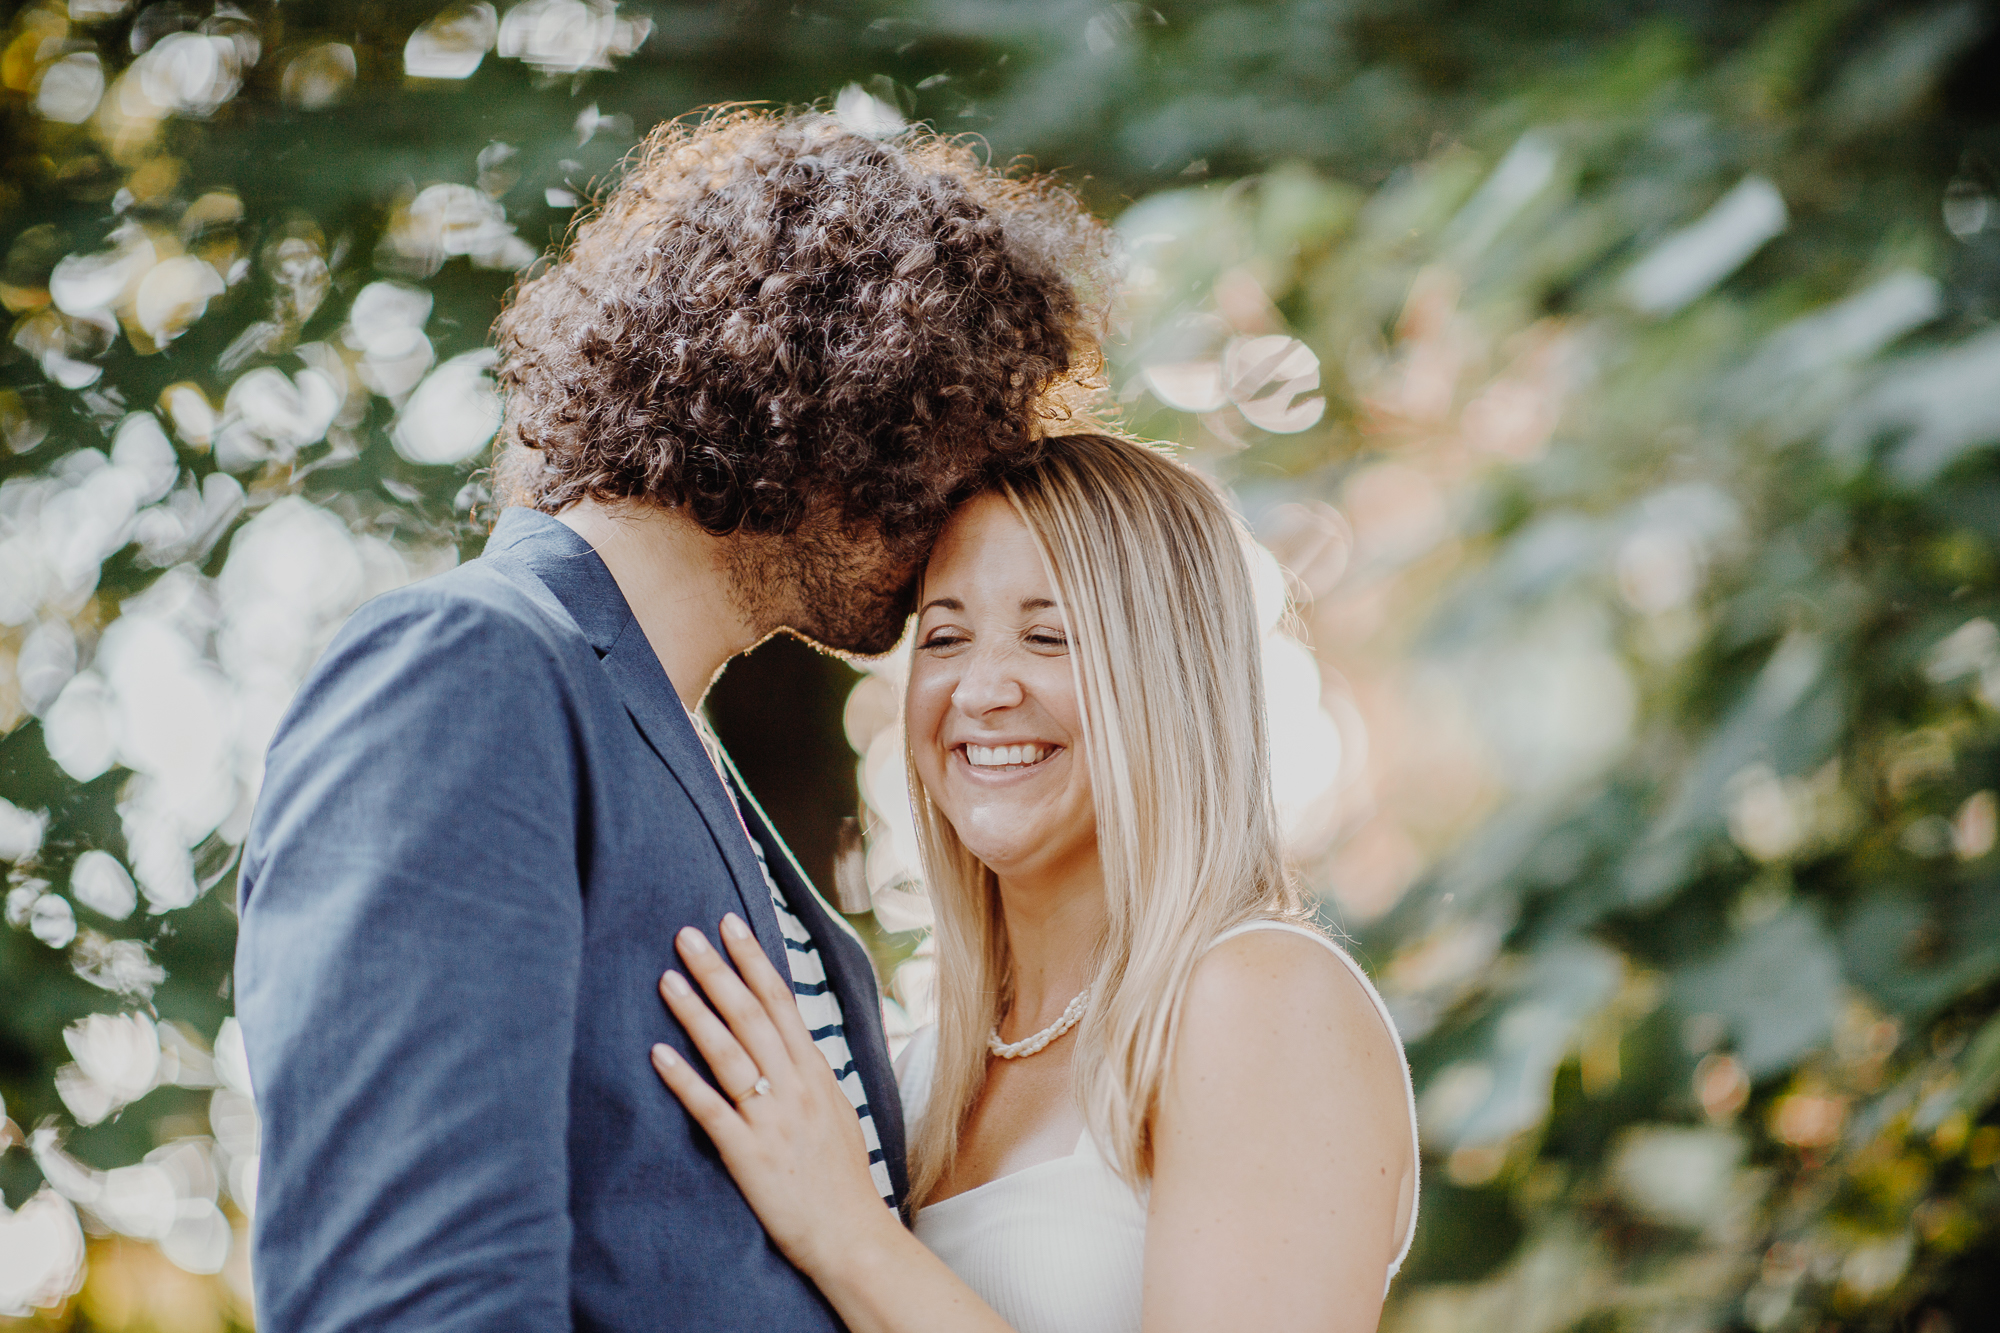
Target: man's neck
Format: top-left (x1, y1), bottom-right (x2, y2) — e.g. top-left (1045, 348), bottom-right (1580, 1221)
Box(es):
top-left (554, 497), bottom-right (769, 710)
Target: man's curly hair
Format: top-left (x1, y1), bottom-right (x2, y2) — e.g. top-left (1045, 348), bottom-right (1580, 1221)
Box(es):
top-left (492, 107), bottom-right (1115, 538)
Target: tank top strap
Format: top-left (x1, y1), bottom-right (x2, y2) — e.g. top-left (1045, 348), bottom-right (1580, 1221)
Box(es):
top-left (1205, 919), bottom-right (1422, 1290)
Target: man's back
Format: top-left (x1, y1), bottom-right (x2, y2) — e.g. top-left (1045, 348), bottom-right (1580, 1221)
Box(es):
top-left (236, 510), bottom-right (904, 1330)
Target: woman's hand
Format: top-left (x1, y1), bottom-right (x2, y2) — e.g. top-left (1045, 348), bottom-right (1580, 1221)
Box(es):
top-left (652, 913), bottom-right (898, 1277)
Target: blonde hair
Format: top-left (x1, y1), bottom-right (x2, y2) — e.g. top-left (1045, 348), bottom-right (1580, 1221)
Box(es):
top-left (905, 433), bottom-right (1304, 1205)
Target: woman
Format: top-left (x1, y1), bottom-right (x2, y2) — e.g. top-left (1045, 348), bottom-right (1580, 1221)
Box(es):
top-left (651, 432), bottom-right (1419, 1333)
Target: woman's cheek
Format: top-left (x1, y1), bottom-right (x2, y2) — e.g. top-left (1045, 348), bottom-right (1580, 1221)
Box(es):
top-left (904, 675), bottom-right (952, 798)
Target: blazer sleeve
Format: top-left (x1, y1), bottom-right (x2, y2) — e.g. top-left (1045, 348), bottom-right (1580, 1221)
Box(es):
top-left (235, 586), bottom-right (585, 1332)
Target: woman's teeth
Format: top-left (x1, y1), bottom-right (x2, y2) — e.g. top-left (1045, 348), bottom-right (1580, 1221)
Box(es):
top-left (964, 743), bottom-right (1054, 769)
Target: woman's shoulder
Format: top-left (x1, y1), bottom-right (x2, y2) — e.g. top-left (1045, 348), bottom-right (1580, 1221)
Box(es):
top-left (1194, 920), bottom-right (1382, 1010)
top-left (1165, 926), bottom-right (1422, 1293)
top-left (1181, 919), bottom-right (1409, 1086)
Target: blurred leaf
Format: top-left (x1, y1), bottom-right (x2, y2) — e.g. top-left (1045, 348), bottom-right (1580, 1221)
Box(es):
top-left (1671, 904), bottom-right (1842, 1078)
top-left (1425, 937), bottom-right (1622, 1149)
top-left (1841, 877), bottom-right (2000, 1021)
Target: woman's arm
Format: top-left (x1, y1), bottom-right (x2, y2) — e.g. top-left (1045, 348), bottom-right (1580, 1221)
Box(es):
top-left (653, 917), bottom-right (1016, 1333)
top-left (1143, 930), bottom-right (1415, 1333)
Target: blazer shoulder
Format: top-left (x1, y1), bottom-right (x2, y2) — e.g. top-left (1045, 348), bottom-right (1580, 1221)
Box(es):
top-left (329, 553), bottom-right (609, 679)
top-left (354, 554), bottom-right (575, 638)
top-left (278, 559), bottom-right (608, 751)
top-left (245, 558), bottom-right (600, 879)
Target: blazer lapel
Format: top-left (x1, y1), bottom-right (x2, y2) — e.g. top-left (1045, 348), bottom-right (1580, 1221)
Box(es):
top-left (722, 760), bottom-right (911, 1207)
top-left (480, 506), bottom-right (903, 1190)
top-left (595, 640), bottom-right (789, 979)
top-left (479, 508), bottom-right (787, 976)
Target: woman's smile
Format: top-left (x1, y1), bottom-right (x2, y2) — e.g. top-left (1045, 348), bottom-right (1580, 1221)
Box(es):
top-left (956, 741), bottom-right (1062, 772)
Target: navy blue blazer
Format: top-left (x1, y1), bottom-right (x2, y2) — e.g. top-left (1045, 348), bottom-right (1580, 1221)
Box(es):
top-left (235, 507), bottom-right (906, 1331)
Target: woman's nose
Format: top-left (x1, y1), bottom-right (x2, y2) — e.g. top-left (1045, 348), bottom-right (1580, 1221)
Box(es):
top-left (950, 651), bottom-right (1025, 716)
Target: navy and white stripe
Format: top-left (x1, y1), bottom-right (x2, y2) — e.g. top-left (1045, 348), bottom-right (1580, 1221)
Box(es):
top-left (741, 831), bottom-right (895, 1203)
top-left (683, 706), bottom-right (894, 1204)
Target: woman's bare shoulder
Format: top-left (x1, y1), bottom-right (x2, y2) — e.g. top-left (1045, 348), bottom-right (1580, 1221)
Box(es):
top-left (1175, 924), bottom-right (1404, 1094)
top-left (1187, 924), bottom-right (1382, 1016)
top-left (1151, 935), bottom-right (1419, 1316)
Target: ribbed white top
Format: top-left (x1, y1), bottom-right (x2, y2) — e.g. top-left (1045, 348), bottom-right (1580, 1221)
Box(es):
top-left (901, 921), bottom-right (1420, 1333)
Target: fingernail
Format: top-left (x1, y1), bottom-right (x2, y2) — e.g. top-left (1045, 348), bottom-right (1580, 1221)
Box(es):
top-left (663, 970), bottom-right (692, 997)
top-left (652, 1043), bottom-right (677, 1067)
top-left (678, 927), bottom-right (710, 955)
top-left (722, 913), bottom-right (750, 941)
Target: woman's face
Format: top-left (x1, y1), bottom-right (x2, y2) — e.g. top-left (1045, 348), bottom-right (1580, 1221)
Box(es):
top-left (906, 493), bottom-right (1097, 886)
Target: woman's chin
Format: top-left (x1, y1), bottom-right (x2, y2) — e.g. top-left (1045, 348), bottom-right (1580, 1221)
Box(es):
top-left (954, 825), bottom-right (1047, 879)
top-left (960, 838), bottom-right (1032, 879)
top-left (955, 821), bottom-right (1094, 888)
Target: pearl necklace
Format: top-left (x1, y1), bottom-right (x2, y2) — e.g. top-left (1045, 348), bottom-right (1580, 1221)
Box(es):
top-left (988, 988), bottom-right (1092, 1059)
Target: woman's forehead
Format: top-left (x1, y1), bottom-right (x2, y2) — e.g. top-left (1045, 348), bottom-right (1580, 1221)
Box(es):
top-left (922, 494), bottom-right (1056, 606)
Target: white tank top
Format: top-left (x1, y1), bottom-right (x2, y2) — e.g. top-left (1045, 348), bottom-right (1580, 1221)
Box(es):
top-left (900, 921), bottom-right (1421, 1333)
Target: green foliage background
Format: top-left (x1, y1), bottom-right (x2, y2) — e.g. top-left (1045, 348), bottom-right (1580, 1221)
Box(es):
top-left (3, 0), bottom-right (1999, 1327)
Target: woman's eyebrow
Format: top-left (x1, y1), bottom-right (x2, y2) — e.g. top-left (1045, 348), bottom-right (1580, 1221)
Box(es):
top-left (919, 596), bottom-right (964, 615)
top-left (1021, 597), bottom-right (1057, 612)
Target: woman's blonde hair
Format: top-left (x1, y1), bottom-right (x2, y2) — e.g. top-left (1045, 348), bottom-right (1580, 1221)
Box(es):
top-left (906, 432), bottom-right (1305, 1205)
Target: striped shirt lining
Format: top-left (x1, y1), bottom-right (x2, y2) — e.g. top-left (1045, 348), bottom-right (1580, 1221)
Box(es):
top-left (683, 705), bottom-right (893, 1203)
top-left (742, 831), bottom-right (895, 1203)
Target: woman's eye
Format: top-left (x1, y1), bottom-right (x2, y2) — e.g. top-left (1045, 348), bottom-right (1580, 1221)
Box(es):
top-left (920, 632), bottom-right (969, 651)
top-left (1026, 631), bottom-right (1069, 649)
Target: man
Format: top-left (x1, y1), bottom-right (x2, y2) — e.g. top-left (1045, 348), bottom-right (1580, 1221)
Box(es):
top-left (235, 109), bottom-right (1106, 1330)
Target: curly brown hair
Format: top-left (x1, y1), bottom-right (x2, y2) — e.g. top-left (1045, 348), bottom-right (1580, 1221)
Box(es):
top-left (492, 108), bottom-right (1115, 538)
